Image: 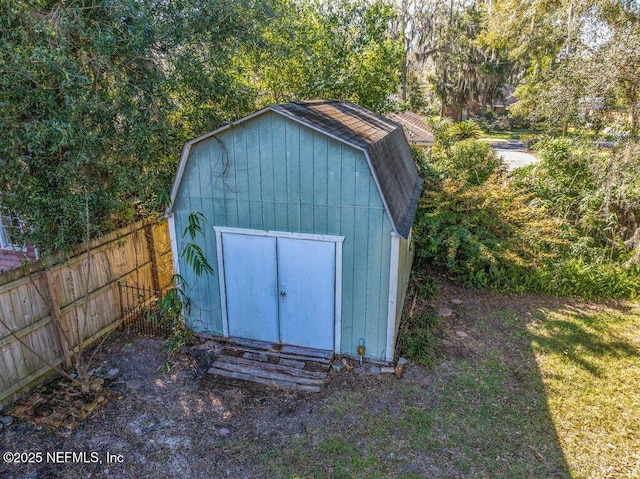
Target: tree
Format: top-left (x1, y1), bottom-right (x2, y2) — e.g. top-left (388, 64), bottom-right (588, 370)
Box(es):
top-left (1, 0), bottom-right (172, 253)
top-left (244, 0), bottom-right (403, 113)
top-left (0, 0), bottom-right (279, 254)
top-left (0, 0), bottom-right (405, 257)
top-left (391, 0), bottom-right (517, 118)
top-left (484, 0), bottom-right (640, 136)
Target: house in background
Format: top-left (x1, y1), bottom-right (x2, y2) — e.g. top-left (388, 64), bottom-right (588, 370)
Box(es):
top-left (0, 211), bottom-right (38, 273)
top-left (389, 111), bottom-right (435, 149)
top-left (167, 100), bottom-right (423, 361)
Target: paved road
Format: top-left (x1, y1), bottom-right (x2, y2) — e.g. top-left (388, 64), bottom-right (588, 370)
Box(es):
top-left (485, 139), bottom-right (540, 171)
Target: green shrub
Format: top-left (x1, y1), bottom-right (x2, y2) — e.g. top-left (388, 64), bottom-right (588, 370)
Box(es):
top-left (427, 116), bottom-right (455, 148)
top-left (447, 139), bottom-right (501, 185)
top-left (416, 275), bottom-right (439, 300)
top-left (399, 311), bottom-right (443, 366)
top-left (449, 119), bottom-right (483, 140)
top-left (413, 173), bottom-right (561, 292)
top-left (538, 258), bottom-right (640, 300)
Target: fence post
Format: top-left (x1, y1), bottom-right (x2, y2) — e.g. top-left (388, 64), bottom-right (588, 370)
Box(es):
top-left (144, 223), bottom-right (161, 298)
top-left (42, 269), bottom-right (72, 370)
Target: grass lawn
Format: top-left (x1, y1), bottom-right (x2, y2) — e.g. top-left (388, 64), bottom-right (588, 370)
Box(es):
top-left (254, 278), bottom-right (640, 478)
top-left (479, 128), bottom-right (538, 140)
top-left (529, 303), bottom-right (640, 478)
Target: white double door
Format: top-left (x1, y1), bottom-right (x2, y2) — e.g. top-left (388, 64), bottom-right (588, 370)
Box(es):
top-left (221, 231), bottom-right (337, 350)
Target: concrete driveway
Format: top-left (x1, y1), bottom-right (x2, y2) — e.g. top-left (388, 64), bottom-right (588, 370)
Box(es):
top-left (485, 139), bottom-right (540, 171)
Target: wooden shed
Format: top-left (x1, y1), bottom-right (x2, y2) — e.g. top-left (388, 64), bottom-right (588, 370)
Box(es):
top-left (167, 100), bottom-right (423, 361)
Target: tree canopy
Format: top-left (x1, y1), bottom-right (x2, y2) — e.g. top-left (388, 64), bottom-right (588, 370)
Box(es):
top-left (0, 0), bottom-right (402, 254)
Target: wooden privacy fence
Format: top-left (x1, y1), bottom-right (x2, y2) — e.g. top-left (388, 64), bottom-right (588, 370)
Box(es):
top-left (0, 218), bottom-right (174, 408)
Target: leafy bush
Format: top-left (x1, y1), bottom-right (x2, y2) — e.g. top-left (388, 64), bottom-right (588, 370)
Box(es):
top-left (446, 139), bottom-right (502, 185)
top-left (426, 116), bottom-right (455, 148)
top-left (517, 138), bottom-right (640, 265)
top-left (416, 275), bottom-right (439, 300)
top-left (413, 173), bottom-right (561, 292)
top-left (537, 258), bottom-right (640, 300)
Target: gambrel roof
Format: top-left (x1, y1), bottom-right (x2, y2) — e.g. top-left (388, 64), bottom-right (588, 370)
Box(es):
top-left (168, 100), bottom-right (423, 238)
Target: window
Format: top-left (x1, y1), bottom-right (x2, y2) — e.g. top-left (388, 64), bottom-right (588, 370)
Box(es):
top-left (0, 211), bottom-right (25, 251)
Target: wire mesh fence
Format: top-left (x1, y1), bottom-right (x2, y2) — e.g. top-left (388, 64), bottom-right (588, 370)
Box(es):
top-left (118, 283), bottom-right (172, 337)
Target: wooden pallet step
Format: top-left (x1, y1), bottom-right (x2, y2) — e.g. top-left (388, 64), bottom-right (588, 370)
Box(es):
top-left (209, 361), bottom-right (324, 387)
top-left (279, 358), bottom-right (306, 369)
top-left (238, 350), bottom-right (317, 370)
top-left (218, 354), bottom-right (328, 379)
top-left (209, 368), bottom-right (321, 393)
top-left (226, 337), bottom-right (334, 361)
top-left (222, 344), bottom-right (332, 365)
top-left (242, 351), bottom-right (270, 362)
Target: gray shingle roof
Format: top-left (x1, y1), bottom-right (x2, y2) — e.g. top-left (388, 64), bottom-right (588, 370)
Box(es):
top-left (388, 111), bottom-right (435, 146)
top-left (273, 100), bottom-right (423, 238)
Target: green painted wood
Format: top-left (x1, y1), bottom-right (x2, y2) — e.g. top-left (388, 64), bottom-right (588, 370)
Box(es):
top-left (237, 199), bottom-right (251, 228)
top-left (354, 148), bottom-right (371, 207)
top-left (234, 125), bottom-right (249, 200)
top-left (272, 115), bottom-right (288, 204)
top-left (395, 235), bottom-right (413, 332)
top-left (300, 204), bottom-right (314, 233)
top-left (340, 148), bottom-right (357, 205)
top-left (173, 112), bottom-right (406, 359)
top-left (327, 205), bottom-right (341, 236)
top-left (313, 133), bottom-right (328, 206)
top-left (339, 206), bottom-right (356, 351)
top-left (258, 115), bottom-right (275, 201)
top-left (246, 121), bottom-right (262, 202)
top-left (380, 224), bottom-right (394, 356)
top-left (225, 198), bottom-right (239, 228)
top-left (287, 203), bottom-right (301, 232)
top-left (327, 141), bottom-right (342, 205)
top-left (366, 207), bottom-right (385, 355)
top-left (275, 202), bottom-right (289, 232)
top-left (351, 206), bottom-right (370, 352)
top-left (299, 127), bottom-right (315, 206)
top-left (286, 120), bottom-right (301, 204)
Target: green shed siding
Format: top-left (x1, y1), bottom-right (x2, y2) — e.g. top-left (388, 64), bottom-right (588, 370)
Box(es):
top-left (173, 112), bottom-right (395, 359)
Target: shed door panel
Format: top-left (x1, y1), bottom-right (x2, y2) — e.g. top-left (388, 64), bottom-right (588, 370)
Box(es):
top-left (222, 233), bottom-right (279, 342)
top-left (277, 238), bottom-right (335, 350)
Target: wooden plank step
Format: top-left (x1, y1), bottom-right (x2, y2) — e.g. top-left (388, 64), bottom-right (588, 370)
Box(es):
top-left (219, 354), bottom-right (328, 379)
top-left (240, 351), bottom-right (311, 370)
top-left (222, 344), bottom-right (332, 365)
top-left (242, 351), bottom-right (270, 362)
top-left (209, 368), bottom-right (321, 393)
top-left (279, 358), bottom-right (305, 369)
top-left (226, 337), bottom-right (334, 361)
top-left (209, 361), bottom-right (324, 387)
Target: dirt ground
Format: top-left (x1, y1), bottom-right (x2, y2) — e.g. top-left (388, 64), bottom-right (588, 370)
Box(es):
top-left (0, 276), bottom-right (598, 478)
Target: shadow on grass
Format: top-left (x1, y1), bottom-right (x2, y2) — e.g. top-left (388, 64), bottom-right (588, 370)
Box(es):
top-left (426, 307), bottom-right (573, 478)
top-left (529, 308), bottom-right (639, 378)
